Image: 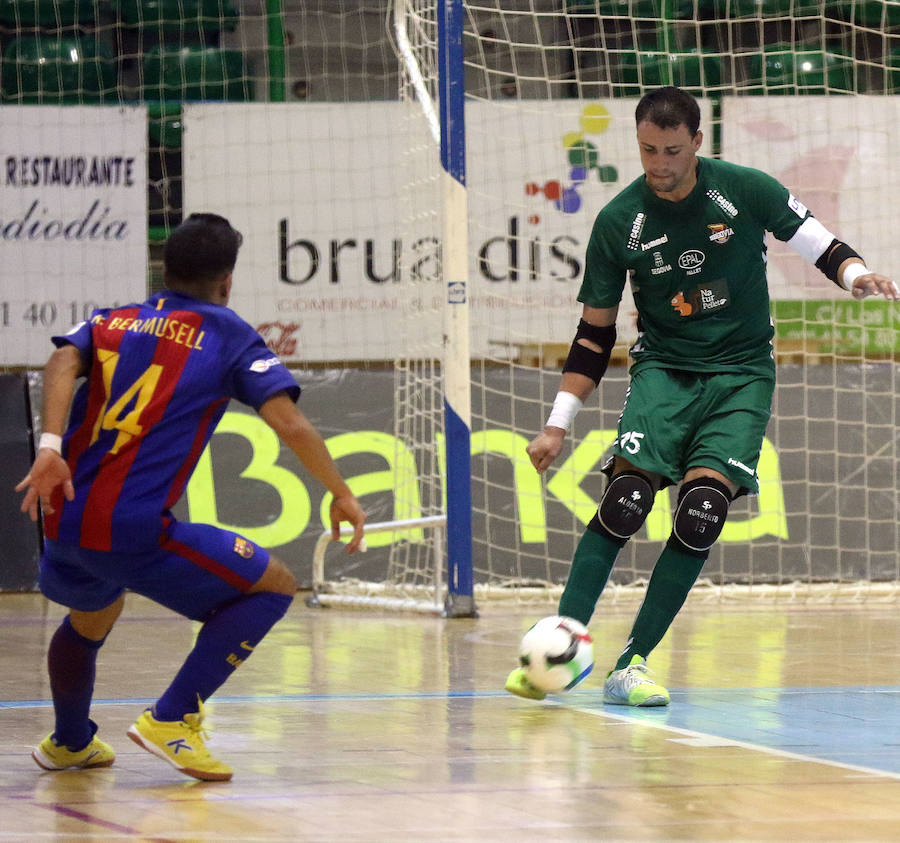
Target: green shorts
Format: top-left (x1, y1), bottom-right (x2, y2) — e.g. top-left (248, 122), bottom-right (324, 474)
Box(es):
top-left (607, 367), bottom-right (775, 496)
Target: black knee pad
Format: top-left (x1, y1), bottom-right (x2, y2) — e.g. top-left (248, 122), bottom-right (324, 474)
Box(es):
top-left (671, 476), bottom-right (732, 555)
top-left (591, 471), bottom-right (655, 542)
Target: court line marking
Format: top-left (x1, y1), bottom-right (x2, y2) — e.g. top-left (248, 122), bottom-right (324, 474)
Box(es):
top-left (3, 684), bottom-right (899, 709)
top-left (7, 796), bottom-right (178, 843)
top-left (562, 699), bottom-right (900, 782)
top-left (6, 687), bottom-right (900, 782)
top-left (0, 691), bottom-right (512, 709)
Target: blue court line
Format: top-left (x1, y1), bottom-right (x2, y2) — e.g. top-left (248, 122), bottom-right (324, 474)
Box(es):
top-left (0, 689), bottom-right (512, 709)
top-left (6, 686), bottom-right (898, 779)
top-left (567, 685), bottom-right (900, 779)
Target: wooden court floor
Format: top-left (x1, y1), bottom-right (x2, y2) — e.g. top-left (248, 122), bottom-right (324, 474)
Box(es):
top-left (3, 591), bottom-right (900, 841)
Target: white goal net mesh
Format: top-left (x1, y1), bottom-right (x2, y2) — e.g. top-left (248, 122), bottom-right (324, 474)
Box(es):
top-left (2, 1), bottom-right (898, 604)
top-left (395, 0), bottom-right (900, 604)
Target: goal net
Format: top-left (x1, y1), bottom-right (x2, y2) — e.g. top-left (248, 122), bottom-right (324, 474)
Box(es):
top-left (2, 1), bottom-right (899, 606)
top-left (392, 0), bottom-right (900, 606)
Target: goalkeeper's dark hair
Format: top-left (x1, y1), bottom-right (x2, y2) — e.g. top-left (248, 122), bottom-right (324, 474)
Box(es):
top-left (164, 213), bottom-right (244, 286)
top-left (635, 86), bottom-right (701, 137)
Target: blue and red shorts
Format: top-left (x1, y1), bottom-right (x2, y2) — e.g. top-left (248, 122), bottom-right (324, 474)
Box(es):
top-left (40, 520), bottom-right (269, 621)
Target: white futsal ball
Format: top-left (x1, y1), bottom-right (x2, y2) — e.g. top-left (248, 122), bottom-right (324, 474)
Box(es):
top-left (518, 615), bottom-right (594, 693)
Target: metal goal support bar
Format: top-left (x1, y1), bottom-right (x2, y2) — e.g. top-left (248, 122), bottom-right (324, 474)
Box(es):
top-left (306, 515), bottom-right (448, 614)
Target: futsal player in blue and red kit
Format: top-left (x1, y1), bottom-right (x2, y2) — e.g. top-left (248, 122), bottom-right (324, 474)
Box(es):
top-left (16, 213), bottom-right (366, 781)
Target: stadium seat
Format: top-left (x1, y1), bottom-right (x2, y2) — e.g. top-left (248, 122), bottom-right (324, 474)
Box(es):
top-left (612, 49), bottom-right (721, 95)
top-left (825, 1), bottom-right (900, 28)
top-left (0, 35), bottom-right (116, 103)
top-left (743, 46), bottom-right (854, 94)
top-left (887, 47), bottom-right (900, 94)
top-left (709, 0), bottom-right (819, 16)
top-left (149, 105), bottom-right (183, 150)
top-left (141, 45), bottom-right (252, 101)
top-left (0, 0), bottom-right (100, 28)
top-left (114, 0), bottom-right (238, 33)
top-left (585, 0), bottom-right (697, 19)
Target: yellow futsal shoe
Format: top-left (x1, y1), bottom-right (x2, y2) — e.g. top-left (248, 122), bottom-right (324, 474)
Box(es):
top-left (32, 731), bottom-right (116, 771)
top-left (127, 702), bottom-right (233, 782)
top-left (603, 655), bottom-right (670, 707)
top-left (504, 667), bottom-right (547, 700)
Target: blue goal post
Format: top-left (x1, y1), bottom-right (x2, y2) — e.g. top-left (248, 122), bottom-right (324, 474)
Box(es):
top-left (438, 0), bottom-right (476, 618)
top-left (394, 0), bottom-right (476, 618)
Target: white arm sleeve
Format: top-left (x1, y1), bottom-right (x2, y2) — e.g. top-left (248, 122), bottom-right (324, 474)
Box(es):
top-left (784, 216), bottom-right (837, 264)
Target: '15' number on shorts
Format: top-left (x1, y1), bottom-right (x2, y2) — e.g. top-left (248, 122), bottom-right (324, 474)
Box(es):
top-left (619, 431), bottom-right (645, 454)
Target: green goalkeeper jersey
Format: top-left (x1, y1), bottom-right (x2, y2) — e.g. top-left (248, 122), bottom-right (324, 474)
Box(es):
top-left (578, 156), bottom-right (811, 377)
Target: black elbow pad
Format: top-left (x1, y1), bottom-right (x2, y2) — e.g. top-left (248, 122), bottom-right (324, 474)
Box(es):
top-left (815, 239), bottom-right (862, 287)
top-left (561, 320), bottom-right (616, 385)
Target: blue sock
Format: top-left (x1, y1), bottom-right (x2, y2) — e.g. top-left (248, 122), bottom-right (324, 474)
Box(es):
top-left (48, 616), bottom-right (105, 751)
top-left (154, 592), bottom-right (292, 722)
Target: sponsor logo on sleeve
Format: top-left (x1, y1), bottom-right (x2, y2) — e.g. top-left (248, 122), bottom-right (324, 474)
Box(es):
top-left (787, 194), bottom-right (808, 218)
top-left (249, 356), bottom-right (282, 373)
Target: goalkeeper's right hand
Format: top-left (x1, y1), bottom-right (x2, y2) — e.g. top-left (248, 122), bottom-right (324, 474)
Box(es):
top-left (526, 427), bottom-right (566, 474)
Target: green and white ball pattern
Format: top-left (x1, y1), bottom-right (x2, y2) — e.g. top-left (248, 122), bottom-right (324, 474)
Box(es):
top-left (519, 615), bottom-right (594, 693)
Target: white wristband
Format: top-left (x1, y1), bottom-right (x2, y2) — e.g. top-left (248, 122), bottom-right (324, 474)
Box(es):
top-left (38, 432), bottom-right (62, 454)
top-left (545, 391), bottom-right (583, 432)
top-left (841, 262), bottom-right (869, 292)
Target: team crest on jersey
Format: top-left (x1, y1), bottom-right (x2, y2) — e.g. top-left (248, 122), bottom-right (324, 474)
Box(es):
top-left (650, 250), bottom-right (672, 276)
top-left (707, 223), bottom-right (734, 245)
top-left (233, 537), bottom-right (254, 558)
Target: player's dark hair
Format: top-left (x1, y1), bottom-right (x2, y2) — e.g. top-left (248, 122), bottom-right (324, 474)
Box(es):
top-left (164, 213), bottom-right (243, 286)
top-left (635, 86), bottom-right (701, 137)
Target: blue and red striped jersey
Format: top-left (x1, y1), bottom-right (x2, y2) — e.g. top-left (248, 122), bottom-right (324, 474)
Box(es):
top-left (44, 290), bottom-right (300, 552)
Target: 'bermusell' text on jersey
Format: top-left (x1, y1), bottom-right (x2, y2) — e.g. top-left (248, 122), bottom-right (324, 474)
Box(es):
top-left (45, 291), bottom-right (300, 552)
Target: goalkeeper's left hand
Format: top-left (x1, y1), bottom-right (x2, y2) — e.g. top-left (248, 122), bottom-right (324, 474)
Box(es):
top-left (850, 271), bottom-right (900, 301)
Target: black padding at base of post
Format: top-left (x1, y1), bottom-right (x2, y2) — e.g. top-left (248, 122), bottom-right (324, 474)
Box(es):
top-left (0, 373), bottom-right (42, 591)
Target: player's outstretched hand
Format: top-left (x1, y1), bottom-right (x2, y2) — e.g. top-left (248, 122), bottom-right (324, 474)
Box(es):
top-left (850, 272), bottom-right (900, 301)
top-left (330, 493), bottom-right (367, 554)
top-left (15, 450), bottom-right (75, 522)
top-left (526, 427), bottom-right (567, 474)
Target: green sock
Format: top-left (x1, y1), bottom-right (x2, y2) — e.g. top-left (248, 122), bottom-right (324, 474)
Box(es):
top-left (615, 541), bottom-right (707, 671)
top-left (558, 528), bottom-right (623, 626)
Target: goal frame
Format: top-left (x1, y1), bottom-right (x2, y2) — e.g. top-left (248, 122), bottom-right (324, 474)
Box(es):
top-left (309, 0), bottom-right (477, 617)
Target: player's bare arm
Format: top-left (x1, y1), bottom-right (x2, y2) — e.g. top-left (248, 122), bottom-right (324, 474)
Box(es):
top-left (527, 303), bottom-right (619, 474)
top-left (15, 344), bottom-right (86, 521)
top-left (258, 391), bottom-right (367, 552)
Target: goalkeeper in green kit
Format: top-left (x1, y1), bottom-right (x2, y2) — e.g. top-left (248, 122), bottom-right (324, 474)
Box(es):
top-left (506, 85), bottom-right (899, 706)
